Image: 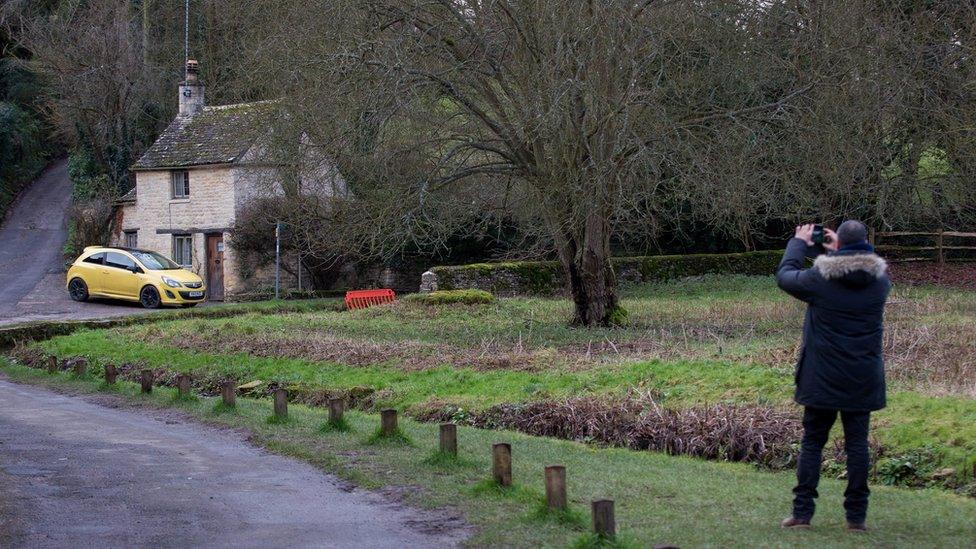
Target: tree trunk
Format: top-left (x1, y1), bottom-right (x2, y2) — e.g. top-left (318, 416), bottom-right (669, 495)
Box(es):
top-left (554, 211), bottom-right (619, 327)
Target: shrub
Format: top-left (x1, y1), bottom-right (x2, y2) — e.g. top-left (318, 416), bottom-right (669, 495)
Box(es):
top-left (406, 289), bottom-right (496, 305)
top-left (432, 250), bottom-right (784, 295)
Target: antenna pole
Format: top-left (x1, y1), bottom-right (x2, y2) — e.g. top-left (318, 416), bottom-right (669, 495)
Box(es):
top-left (184, 0), bottom-right (189, 76)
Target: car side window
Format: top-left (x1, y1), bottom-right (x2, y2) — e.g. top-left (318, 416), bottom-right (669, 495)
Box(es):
top-left (82, 252), bottom-right (105, 265)
top-left (105, 252), bottom-right (136, 271)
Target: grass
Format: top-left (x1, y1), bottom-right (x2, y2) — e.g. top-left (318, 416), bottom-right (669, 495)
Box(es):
top-left (16, 275), bottom-right (976, 480)
top-left (2, 361), bottom-right (973, 548)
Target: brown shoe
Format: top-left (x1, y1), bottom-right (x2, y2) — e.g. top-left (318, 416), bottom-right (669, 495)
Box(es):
top-left (845, 522), bottom-right (867, 532)
top-left (781, 517), bottom-right (812, 529)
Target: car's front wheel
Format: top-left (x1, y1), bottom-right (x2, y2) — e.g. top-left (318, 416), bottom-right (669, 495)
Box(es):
top-left (139, 285), bottom-right (161, 309)
top-left (68, 278), bottom-right (89, 302)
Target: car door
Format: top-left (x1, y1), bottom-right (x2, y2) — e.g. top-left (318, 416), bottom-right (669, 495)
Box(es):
top-left (79, 252), bottom-right (106, 294)
top-left (102, 251), bottom-right (142, 299)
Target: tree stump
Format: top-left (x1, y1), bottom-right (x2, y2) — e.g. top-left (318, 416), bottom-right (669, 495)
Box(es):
top-left (177, 374), bottom-right (191, 397)
top-left (591, 499), bottom-right (616, 538)
top-left (545, 465), bottom-right (567, 510)
top-left (46, 356), bottom-right (58, 375)
top-left (104, 364), bottom-right (118, 384)
top-left (221, 381), bottom-right (236, 407)
top-left (439, 423), bottom-right (457, 456)
top-left (328, 398), bottom-right (344, 424)
top-left (492, 443), bottom-right (512, 486)
top-left (72, 358), bottom-right (87, 376)
top-left (273, 388), bottom-right (288, 419)
top-left (380, 409), bottom-right (397, 436)
top-left (140, 369), bottom-right (153, 393)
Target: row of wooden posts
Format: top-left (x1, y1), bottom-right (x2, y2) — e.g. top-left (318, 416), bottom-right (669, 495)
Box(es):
top-left (53, 357), bottom-right (621, 540)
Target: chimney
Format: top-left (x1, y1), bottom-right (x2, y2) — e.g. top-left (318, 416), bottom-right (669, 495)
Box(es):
top-left (178, 59), bottom-right (205, 117)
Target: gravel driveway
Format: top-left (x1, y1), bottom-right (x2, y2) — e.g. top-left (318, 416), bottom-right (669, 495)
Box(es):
top-left (0, 378), bottom-right (466, 548)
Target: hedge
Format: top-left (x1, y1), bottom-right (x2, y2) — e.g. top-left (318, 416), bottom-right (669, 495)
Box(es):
top-left (430, 250), bottom-right (784, 296)
top-left (404, 289), bottom-right (496, 305)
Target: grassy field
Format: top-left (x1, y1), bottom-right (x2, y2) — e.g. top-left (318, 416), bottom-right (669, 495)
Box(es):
top-left (2, 363), bottom-right (973, 548)
top-left (24, 276), bottom-right (976, 474)
top-left (6, 274), bottom-right (976, 545)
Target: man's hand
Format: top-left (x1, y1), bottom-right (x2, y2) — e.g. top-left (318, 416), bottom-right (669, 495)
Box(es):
top-left (794, 224), bottom-right (815, 246)
top-left (823, 228), bottom-right (840, 252)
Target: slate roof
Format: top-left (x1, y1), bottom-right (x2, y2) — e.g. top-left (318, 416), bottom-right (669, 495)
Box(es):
top-left (117, 186), bottom-right (136, 204)
top-left (132, 100), bottom-right (278, 170)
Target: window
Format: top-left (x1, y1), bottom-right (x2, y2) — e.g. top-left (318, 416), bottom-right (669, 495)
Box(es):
top-left (83, 252), bottom-right (105, 265)
top-left (173, 235), bottom-right (193, 267)
top-left (171, 170), bottom-right (190, 198)
top-left (131, 250), bottom-right (180, 271)
top-left (105, 252), bottom-right (137, 271)
top-left (124, 230), bottom-right (137, 248)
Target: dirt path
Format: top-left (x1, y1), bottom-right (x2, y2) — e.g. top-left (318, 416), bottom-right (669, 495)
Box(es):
top-left (0, 378), bottom-right (467, 548)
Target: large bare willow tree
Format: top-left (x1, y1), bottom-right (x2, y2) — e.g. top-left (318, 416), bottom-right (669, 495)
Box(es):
top-left (256, 0), bottom-right (834, 325)
top-left (196, 0), bottom-right (976, 325)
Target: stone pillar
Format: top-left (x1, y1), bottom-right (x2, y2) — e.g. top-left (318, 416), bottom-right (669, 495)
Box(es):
top-left (420, 270), bottom-right (438, 293)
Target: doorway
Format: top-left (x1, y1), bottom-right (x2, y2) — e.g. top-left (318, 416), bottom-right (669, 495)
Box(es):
top-left (205, 233), bottom-right (225, 301)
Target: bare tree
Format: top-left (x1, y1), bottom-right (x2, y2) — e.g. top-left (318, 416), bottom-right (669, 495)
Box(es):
top-left (252, 0), bottom-right (833, 325)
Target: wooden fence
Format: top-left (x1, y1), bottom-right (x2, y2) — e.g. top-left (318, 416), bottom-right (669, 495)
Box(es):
top-left (872, 230), bottom-right (976, 263)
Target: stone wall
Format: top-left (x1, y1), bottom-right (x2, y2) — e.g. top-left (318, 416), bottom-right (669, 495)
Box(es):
top-left (425, 250), bottom-right (785, 296)
top-left (116, 166), bottom-right (245, 296)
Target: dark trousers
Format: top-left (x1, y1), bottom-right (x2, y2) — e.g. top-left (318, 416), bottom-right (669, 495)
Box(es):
top-left (792, 407), bottom-right (871, 523)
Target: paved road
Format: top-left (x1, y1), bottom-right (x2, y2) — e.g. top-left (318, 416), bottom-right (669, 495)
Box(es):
top-left (0, 379), bottom-right (466, 548)
top-left (0, 160), bottom-right (165, 326)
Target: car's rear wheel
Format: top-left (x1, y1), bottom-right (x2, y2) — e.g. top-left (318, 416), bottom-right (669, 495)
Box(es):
top-left (68, 278), bottom-right (89, 302)
top-left (139, 285), bottom-right (161, 309)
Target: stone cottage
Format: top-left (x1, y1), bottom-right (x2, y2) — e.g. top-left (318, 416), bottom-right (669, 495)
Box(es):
top-left (114, 60), bottom-right (342, 299)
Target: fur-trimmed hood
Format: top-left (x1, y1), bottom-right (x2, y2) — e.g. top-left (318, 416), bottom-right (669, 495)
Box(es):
top-left (814, 252), bottom-right (887, 284)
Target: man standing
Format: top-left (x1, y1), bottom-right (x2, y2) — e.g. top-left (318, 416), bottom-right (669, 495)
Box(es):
top-left (776, 220), bottom-right (891, 532)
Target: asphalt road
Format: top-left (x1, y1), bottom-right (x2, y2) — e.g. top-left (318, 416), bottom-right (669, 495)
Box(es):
top-left (0, 160), bottom-right (166, 326)
top-left (0, 378), bottom-right (467, 548)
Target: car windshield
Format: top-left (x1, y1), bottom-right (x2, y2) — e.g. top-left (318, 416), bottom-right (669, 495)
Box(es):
top-left (131, 250), bottom-right (181, 270)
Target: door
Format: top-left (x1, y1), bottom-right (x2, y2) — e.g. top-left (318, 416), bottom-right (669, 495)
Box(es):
top-left (206, 233), bottom-right (225, 301)
top-left (102, 251), bottom-right (142, 298)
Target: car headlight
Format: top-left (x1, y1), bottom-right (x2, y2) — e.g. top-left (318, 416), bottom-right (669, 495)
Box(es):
top-left (161, 276), bottom-right (182, 288)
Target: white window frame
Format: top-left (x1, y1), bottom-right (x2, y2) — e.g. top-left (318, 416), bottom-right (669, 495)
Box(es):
top-left (171, 170), bottom-right (190, 199)
top-left (172, 235), bottom-right (193, 267)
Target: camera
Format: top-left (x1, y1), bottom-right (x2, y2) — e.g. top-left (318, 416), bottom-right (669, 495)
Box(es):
top-left (812, 224), bottom-right (825, 244)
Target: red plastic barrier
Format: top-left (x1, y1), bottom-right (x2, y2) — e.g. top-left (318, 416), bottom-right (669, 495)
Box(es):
top-left (345, 288), bottom-right (397, 310)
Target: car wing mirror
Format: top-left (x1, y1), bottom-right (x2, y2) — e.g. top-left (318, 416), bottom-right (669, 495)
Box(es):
top-left (130, 265), bottom-right (143, 274)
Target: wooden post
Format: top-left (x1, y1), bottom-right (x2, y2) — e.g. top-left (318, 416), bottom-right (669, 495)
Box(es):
top-left (868, 227), bottom-right (876, 246)
top-left (545, 465), bottom-right (567, 510)
top-left (47, 356), bottom-right (58, 374)
top-left (439, 423), bottom-right (458, 456)
top-left (104, 364), bottom-right (118, 384)
top-left (328, 398), bottom-right (345, 424)
top-left (177, 374), bottom-right (191, 397)
top-left (273, 388), bottom-right (288, 419)
top-left (221, 381), bottom-right (236, 407)
top-left (380, 409), bottom-right (397, 436)
top-left (140, 369), bottom-right (153, 393)
top-left (492, 443), bottom-right (512, 486)
top-left (592, 499), bottom-right (616, 539)
top-left (72, 358), bottom-right (87, 376)
top-left (936, 231), bottom-right (945, 264)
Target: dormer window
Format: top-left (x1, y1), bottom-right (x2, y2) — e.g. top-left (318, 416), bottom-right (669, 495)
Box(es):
top-left (171, 170), bottom-right (190, 198)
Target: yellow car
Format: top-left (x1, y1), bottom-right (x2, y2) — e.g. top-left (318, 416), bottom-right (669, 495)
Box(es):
top-left (66, 246), bottom-right (206, 308)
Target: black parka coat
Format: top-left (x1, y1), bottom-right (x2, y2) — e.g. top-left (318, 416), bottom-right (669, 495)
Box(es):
top-left (776, 238), bottom-right (891, 412)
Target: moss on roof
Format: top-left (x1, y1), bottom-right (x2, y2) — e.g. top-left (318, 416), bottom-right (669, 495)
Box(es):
top-left (132, 100), bottom-right (278, 170)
